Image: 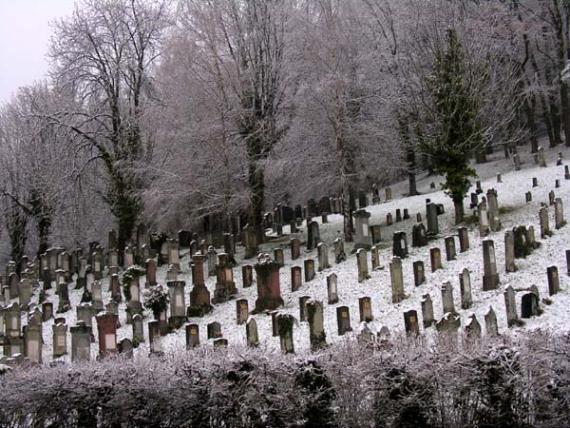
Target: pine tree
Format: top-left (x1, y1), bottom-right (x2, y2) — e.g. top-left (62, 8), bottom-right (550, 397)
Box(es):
top-left (422, 28), bottom-right (483, 224)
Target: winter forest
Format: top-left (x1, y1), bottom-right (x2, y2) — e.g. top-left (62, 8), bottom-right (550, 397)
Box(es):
top-left (2, 0), bottom-right (570, 427)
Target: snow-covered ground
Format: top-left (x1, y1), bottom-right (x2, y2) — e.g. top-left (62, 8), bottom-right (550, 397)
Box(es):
top-left (11, 140), bottom-right (570, 362)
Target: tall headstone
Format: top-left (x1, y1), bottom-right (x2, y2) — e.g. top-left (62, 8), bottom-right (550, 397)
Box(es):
top-left (392, 231), bottom-right (408, 259)
top-left (327, 273), bottom-right (338, 304)
top-left (504, 286), bottom-right (518, 327)
top-left (444, 236), bottom-right (457, 261)
top-left (317, 243), bottom-right (330, 271)
top-left (304, 259), bottom-right (316, 282)
top-left (459, 268), bottom-right (472, 309)
top-left (430, 247), bottom-right (442, 272)
top-left (336, 306), bottom-right (352, 335)
top-left (333, 238), bottom-right (346, 263)
top-left (547, 266), bottom-right (560, 296)
top-left (307, 300), bottom-right (327, 351)
top-left (413, 261), bottom-right (425, 286)
top-left (307, 221), bottom-right (321, 251)
top-left (253, 255), bottom-right (284, 312)
top-left (353, 209), bottom-right (372, 250)
top-left (421, 294), bottom-right (434, 328)
top-left (70, 322), bottom-right (91, 362)
top-left (404, 310), bottom-right (419, 336)
top-left (356, 249), bottom-right (370, 283)
top-left (390, 257), bottom-right (405, 304)
top-left (441, 281), bottom-right (456, 314)
top-left (484, 306), bottom-right (499, 336)
top-left (482, 239), bottom-right (500, 291)
top-left (426, 203), bottom-right (439, 236)
top-left (505, 231), bottom-right (517, 273)
top-left (188, 255), bottom-right (212, 316)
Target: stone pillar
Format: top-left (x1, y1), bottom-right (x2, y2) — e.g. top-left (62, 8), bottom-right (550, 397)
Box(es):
top-left (421, 294), bottom-right (434, 328)
top-left (71, 322), bottom-right (91, 362)
top-left (188, 255), bottom-right (212, 316)
top-left (444, 236), bottom-right (456, 261)
top-left (478, 200), bottom-right (490, 237)
top-left (305, 300), bottom-right (326, 351)
top-left (504, 231), bottom-right (517, 273)
top-left (486, 189), bottom-right (501, 232)
top-left (253, 257), bottom-right (284, 313)
top-left (327, 273), bottom-right (338, 304)
top-left (482, 239), bottom-right (500, 291)
top-left (336, 306), bottom-right (352, 335)
top-left (370, 245), bottom-right (380, 270)
top-left (390, 257), bottom-right (405, 304)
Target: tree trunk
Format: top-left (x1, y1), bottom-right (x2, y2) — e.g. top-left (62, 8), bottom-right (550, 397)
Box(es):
top-left (524, 91), bottom-right (540, 153)
top-left (453, 198), bottom-right (465, 225)
top-left (37, 217), bottom-right (51, 260)
top-left (407, 146), bottom-right (418, 196)
top-left (561, 81), bottom-right (570, 146)
top-left (475, 149), bottom-right (487, 164)
top-left (248, 163), bottom-right (266, 245)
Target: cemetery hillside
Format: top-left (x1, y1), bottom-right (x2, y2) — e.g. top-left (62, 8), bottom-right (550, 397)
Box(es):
top-left (2, 0), bottom-right (570, 427)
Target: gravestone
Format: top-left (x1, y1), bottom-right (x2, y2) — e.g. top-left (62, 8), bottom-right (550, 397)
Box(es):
top-left (555, 198), bottom-right (566, 229)
top-left (148, 321), bottom-right (162, 354)
top-left (521, 292), bottom-right (539, 318)
top-left (421, 294), bottom-right (435, 328)
top-left (413, 261), bottom-right (425, 286)
top-left (70, 322), bottom-right (91, 362)
top-left (457, 227), bottom-right (469, 252)
top-left (404, 310), bottom-right (419, 336)
top-left (291, 266), bottom-right (302, 291)
top-left (317, 243), bottom-right (330, 271)
top-left (411, 223), bottom-right (428, 247)
top-left (42, 302), bottom-right (53, 321)
top-left (307, 221), bottom-right (321, 251)
top-left (390, 257), bottom-right (405, 303)
top-left (513, 225), bottom-right (532, 257)
top-left (52, 320), bottom-right (67, 358)
top-left (246, 318), bottom-right (259, 347)
top-left (482, 239), bottom-right (500, 291)
top-left (504, 286), bottom-right (518, 327)
top-left (236, 299), bottom-right (249, 325)
top-left (395, 209), bottom-right (402, 222)
top-left (353, 209), bottom-right (372, 250)
top-left (290, 238), bottom-right (301, 260)
top-left (356, 249), bottom-right (370, 282)
top-left (188, 255), bottom-right (212, 316)
top-left (359, 297), bottom-right (373, 322)
top-left (386, 213), bottom-right (393, 226)
top-left (441, 281), bottom-right (456, 314)
top-left (333, 238), bottom-right (346, 263)
top-left (465, 314), bottom-right (481, 339)
top-left (336, 306), bottom-right (352, 335)
top-left (277, 313), bottom-right (295, 354)
top-left (24, 318), bottom-right (42, 364)
top-left (273, 248), bottom-right (284, 268)
top-left (132, 314), bottom-right (144, 343)
top-left (370, 245), bottom-right (380, 270)
top-left (459, 268), bottom-right (472, 309)
top-left (185, 323), bottom-right (200, 349)
top-left (96, 312), bottom-right (118, 357)
top-left (304, 259), bottom-right (316, 282)
top-left (327, 274), bottom-right (338, 304)
top-left (145, 259), bottom-right (157, 287)
top-left (207, 322), bottom-right (222, 339)
top-left (392, 231), bottom-right (408, 258)
top-left (436, 313), bottom-right (461, 336)
top-left (547, 266), bottom-right (560, 296)
top-left (253, 255), bottom-right (284, 312)
top-left (539, 206), bottom-right (552, 238)
top-left (444, 236), bottom-right (456, 261)
top-left (242, 265), bottom-right (253, 288)
top-left (370, 225), bottom-right (382, 244)
top-left (299, 296), bottom-right (311, 322)
top-left (505, 231), bottom-right (517, 273)
top-left (484, 306), bottom-right (499, 336)
top-left (430, 247), bottom-right (442, 272)
top-left (167, 281), bottom-right (187, 329)
top-left (486, 189), bottom-right (501, 232)
top-left (426, 203), bottom-right (439, 236)
top-left (478, 200), bottom-right (490, 237)
top-left (525, 192), bottom-right (532, 203)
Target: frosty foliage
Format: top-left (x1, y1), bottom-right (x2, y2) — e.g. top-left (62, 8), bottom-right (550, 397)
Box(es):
top-left (0, 332), bottom-right (569, 427)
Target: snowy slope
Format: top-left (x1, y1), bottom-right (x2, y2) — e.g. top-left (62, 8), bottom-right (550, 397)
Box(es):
top-left (11, 141), bottom-right (570, 361)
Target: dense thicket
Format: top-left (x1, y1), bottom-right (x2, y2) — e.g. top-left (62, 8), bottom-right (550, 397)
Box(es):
top-left (0, 332), bottom-right (568, 427)
top-left (0, 0), bottom-right (569, 260)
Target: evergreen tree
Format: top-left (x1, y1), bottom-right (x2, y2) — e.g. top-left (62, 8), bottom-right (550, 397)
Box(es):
top-left (422, 28), bottom-right (484, 224)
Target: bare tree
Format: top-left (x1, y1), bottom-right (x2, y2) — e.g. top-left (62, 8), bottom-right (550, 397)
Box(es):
top-left (47, 0), bottom-right (171, 252)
